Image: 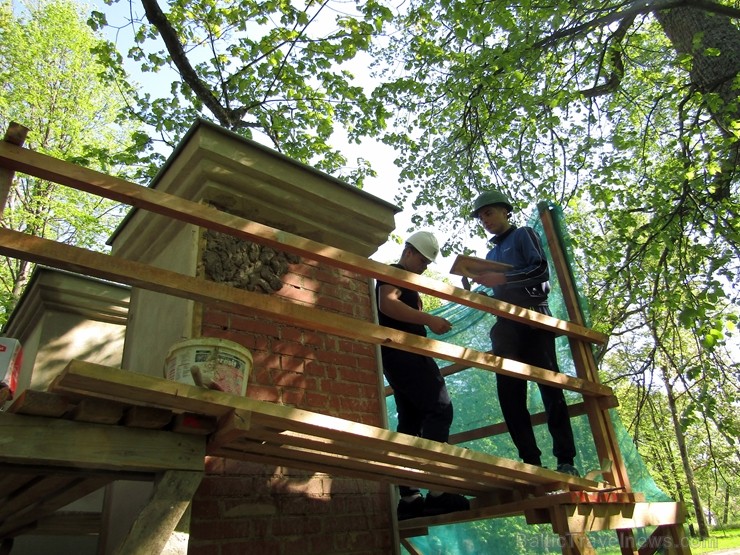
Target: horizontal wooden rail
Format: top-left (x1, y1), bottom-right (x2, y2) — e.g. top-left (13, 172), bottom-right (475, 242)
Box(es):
top-left (0, 142), bottom-right (606, 345)
top-left (448, 395), bottom-right (619, 444)
top-left (398, 491), bottom-right (646, 531)
top-left (0, 228), bottom-right (612, 397)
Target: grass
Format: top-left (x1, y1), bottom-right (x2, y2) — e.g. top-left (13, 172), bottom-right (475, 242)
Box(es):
top-left (690, 526), bottom-right (740, 554)
top-left (586, 526), bottom-right (740, 555)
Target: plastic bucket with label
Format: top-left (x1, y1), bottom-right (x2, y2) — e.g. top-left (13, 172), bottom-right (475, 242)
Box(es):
top-left (164, 337), bottom-right (252, 396)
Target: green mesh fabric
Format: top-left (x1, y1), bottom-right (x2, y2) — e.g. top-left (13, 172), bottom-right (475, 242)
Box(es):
top-left (387, 204), bottom-right (672, 554)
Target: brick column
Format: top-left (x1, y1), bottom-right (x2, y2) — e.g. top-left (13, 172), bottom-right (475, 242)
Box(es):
top-left (109, 120), bottom-right (400, 555)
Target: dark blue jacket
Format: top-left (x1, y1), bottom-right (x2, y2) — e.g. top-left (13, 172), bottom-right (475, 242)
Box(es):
top-left (485, 225), bottom-right (551, 307)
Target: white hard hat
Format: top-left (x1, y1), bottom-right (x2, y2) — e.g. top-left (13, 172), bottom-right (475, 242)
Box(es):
top-left (406, 231), bottom-right (440, 262)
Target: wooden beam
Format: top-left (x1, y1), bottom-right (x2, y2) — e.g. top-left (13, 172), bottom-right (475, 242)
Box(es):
top-left (0, 229), bottom-right (611, 398)
top-left (0, 142), bottom-right (607, 345)
top-left (400, 538), bottom-right (423, 554)
top-left (637, 524), bottom-right (691, 555)
top-left (0, 123), bottom-right (28, 217)
top-left (28, 512), bottom-right (102, 536)
top-left (561, 502), bottom-right (685, 533)
top-left (401, 491), bottom-right (642, 529)
top-left (0, 412), bottom-right (204, 473)
top-left (548, 503), bottom-right (597, 555)
top-left (616, 529), bottom-right (639, 555)
top-left (0, 475), bottom-right (111, 538)
top-left (538, 204), bottom-right (631, 490)
top-left (6, 389), bottom-right (71, 418)
top-left (112, 470), bottom-right (202, 555)
top-left (448, 396), bottom-right (619, 444)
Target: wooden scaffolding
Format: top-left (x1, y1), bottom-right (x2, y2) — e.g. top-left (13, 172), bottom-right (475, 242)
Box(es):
top-left (0, 123), bottom-right (691, 554)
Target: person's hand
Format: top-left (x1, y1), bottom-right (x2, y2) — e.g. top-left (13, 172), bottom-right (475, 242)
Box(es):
top-left (474, 271), bottom-right (507, 288)
top-left (427, 315), bottom-right (452, 335)
top-left (461, 276), bottom-right (471, 290)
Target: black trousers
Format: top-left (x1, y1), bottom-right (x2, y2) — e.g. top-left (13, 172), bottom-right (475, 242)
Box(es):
top-left (382, 349), bottom-right (453, 496)
top-left (489, 309), bottom-right (576, 467)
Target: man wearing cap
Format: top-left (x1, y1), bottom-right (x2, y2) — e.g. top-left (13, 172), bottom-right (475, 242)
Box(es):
top-left (375, 231), bottom-right (470, 520)
top-left (470, 192), bottom-right (579, 477)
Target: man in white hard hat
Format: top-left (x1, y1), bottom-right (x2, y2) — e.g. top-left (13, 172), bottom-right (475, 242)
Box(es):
top-left (375, 231), bottom-right (470, 520)
top-left (470, 191), bottom-right (579, 476)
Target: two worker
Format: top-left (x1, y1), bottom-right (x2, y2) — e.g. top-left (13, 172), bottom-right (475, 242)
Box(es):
top-left (377, 191), bottom-right (578, 521)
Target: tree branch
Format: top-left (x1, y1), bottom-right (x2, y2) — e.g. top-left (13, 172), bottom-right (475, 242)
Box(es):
top-left (140, 0), bottom-right (246, 129)
top-left (535, 0), bottom-right (740, 50)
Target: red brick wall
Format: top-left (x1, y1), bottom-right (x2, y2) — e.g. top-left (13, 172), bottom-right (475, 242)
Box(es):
top-left (188, 258), bottom-right (395, 554)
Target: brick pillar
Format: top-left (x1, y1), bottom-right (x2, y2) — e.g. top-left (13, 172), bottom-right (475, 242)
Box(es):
top-left (108, 121), bottom-right (400, 555)
top-left (187, 258), bottom-right (394, 554)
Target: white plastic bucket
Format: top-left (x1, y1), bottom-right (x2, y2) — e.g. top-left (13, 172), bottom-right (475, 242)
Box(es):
top-left (164, 337), bottom-right (252, 396)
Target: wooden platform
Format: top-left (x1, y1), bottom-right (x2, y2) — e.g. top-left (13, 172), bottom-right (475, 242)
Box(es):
top-left (0, 359), bottom-right (621, 546)
top-left (0, 363), bottom-right (689, 555)
top-left (49, 360), bottom-right (607, 498)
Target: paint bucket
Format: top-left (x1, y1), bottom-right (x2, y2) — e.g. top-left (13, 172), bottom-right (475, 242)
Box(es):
top-left (164, 337), bottom-right (252, 396)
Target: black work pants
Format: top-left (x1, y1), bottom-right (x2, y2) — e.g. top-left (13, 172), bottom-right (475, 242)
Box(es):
top-left (489, 309), bottom-right (576, 467)
top-left (382, 349), bottom-right (453, 496)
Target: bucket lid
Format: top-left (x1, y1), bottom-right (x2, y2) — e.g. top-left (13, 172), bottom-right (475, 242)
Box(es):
top-left (166, 337), bottom-right (253, 362)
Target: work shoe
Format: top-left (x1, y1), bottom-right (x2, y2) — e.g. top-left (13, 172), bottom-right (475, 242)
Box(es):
top-left (397, 496), bottom-right (425, 520)
top-left (556, 463), bottom-right (580, 477)
top-left (424, 492), bottom-right (470, 516)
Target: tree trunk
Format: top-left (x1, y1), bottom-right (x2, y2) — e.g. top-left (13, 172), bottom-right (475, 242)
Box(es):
top-left (654, 1), bottom-right (740, 199)
top-left (662, 369), bottom-right (710, 539)
top-left (722, 487), bottom-right (729, 525)
top-left (654, 2), bottom-right (740, 134)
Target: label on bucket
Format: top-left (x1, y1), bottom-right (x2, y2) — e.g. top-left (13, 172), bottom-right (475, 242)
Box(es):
top-left (165, 343), bottom-right (250, 396)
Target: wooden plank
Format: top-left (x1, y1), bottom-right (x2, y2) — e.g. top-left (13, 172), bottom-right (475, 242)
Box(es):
top-left (112, 470), bottom-right (202, 555)
top-left (616, 529), bottom-right (639, 555)
top-left (448, 397), bottom-right (619, 444)
top-left (0, 412), bottom-right (205, 473)
top-left (0, 231), bottom-right (614, 397)
top-left (68, 398), bottom-right (125, 424)
top-left (210, 443), bottom-right (474, 495)
top-left (212, 439), bottom-right (484, 495)
top-left (0, 473), bottom-right (35, 498)
top-left (0, 475), bottom-right (79, 520)
top-left (562, 502), bottom-right (685, 533)
top-left (0, 142), bottom-right (607, 345)
top-left (399, 526), bottom-right (428, 539)
top-left (0, 123), bottom-right (28, 217)
top-left (538, 204), bottom-right (632, 490)
top-left (399, 491), bottom-right (643, 529)
top-left (637, 524), bottom-right (691, 555)
top-left (122, 406), bottom-right (173, 429)
top-left (52, 363), bottom-right (607, 493)
top-left (236, 411), bottom-right (596, 492)
top-left (210, 412), bottom-right (528, 493)
top-left (30, 511), bottom-right (102, 536)
top-left (0, 476), bottom-right (111, 538)
top-left (400, 538), bottom-right (423, 554)
top-left (548, 504), bottom-right (597, 555)
top-left (6, 389), bottom-right (71, 418)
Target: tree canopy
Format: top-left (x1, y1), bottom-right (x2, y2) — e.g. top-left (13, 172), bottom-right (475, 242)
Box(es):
top-left (89, 0), bottom-right (393, 183)
top-left (3, 0), bottom-right (739, 540)
top-left (369, 0), bottom-right (740, 533)
top-left (0, 0), bottom-right (147, 321)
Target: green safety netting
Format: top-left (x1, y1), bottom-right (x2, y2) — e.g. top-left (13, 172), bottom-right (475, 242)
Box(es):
top-left (387, 203), bottom-right (672, 554)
